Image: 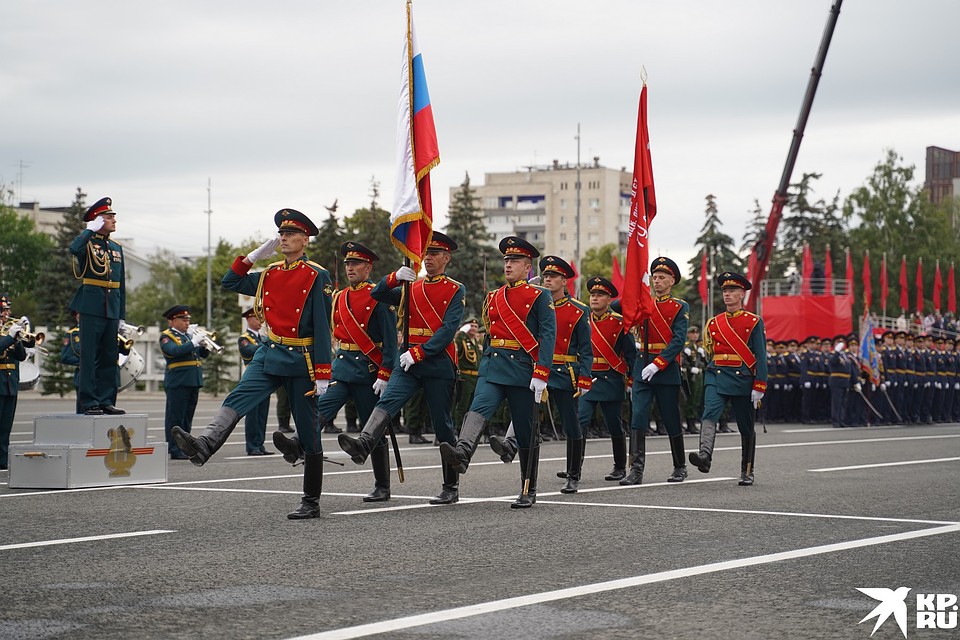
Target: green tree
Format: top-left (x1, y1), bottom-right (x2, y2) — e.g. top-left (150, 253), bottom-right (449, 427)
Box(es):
top-left (125, 249), bottom-right (194, 327)
top-left (310, 212), bottom-right (344, 287)
top-left (341, 178), bottom-right (398, 282)
top-left (0, 192), bottom-right (54, 320)
top-left (780, 172), bottom-right (846, 281)
top-left (686, 194), bottom-right (741, 322)
top-left (444, 172), bottom-right (502, 316)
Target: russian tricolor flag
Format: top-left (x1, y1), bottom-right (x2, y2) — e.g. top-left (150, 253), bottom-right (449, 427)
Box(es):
top-left (391, 1), bottom-right (440, 268)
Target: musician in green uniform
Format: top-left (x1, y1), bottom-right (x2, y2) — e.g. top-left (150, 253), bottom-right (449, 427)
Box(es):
top-left (0, 295), bottom-right (28, 471)
top-left (69, 197), bottom-right (126, 415)
top-left (161, 306), bottom-right (210, 460)
top-left (60, 311), bottom-right (82, 414)
top-left (453, 317), bottom-right (481, 427)
top-left (679, 325), bottom-right (704, 434)
top-left (238, 308), bottom-right (272, 456)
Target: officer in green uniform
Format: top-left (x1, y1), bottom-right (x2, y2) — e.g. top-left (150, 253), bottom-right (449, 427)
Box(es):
top-left (238, 308), bottom-right (272, 456)
top-left (161, 305), bottom-right (210, 460)
top-left (69, 197), bottom-right (126, 415)
top-left (453, 317), bottom-right (481, 427)
top-left (0, 295), bottom-right (28, 470)
top-left (679, 326), bottom-right (704, 434)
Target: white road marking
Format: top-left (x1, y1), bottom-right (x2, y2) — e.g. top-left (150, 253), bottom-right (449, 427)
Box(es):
top-left (809, 456), bottom-right (960, 472)
top-left (0, 529), bottom-right (175, 552)
top-left (287, 523), bottom-right (960, 640)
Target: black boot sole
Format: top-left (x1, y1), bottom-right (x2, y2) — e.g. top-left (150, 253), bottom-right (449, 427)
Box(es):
top-left (439, 443), bottom-right (468, 474)
top-left (337, 434), bottom-right (368, 465)
top-left (688, 452), bottom-right (711, 473)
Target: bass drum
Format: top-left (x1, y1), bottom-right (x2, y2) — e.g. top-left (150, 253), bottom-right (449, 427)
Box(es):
top-left (18, 362), bottom-right (40, 391)
top-left (118, 347), bottom-right (145, 392)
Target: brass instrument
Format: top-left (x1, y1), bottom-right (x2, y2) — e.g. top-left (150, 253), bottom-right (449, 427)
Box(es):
top-left (1, 316), bottom-right (47, 353)
top-left (188, 324), bottom-right (224, 355)
top-left (118, 321), bottom-right (145, 350)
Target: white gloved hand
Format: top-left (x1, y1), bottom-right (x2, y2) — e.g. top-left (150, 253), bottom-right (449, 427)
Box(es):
top-left (871, 383), bottom-right (877, 391)
top-left (247, 236), bottom-right (280, 263)
top-left (925, 382), bottom-right (931, 388)
top-left (399, 350), bottom-right (416, 371)
top-left (914, 383), bottom-right (920, 389)
top-left (684, 347), bottom-right (692, 356)
top-left (750, 390), bottom-right (764, 407)
top-left (854, 382), bottom-right (862, 392)
top-left (527, 275), bottom-right (541, 286)
top-left (697, 347), bottom-right (706, 357)
top-left (25, 347), bottom-right (36, 358)
top-left (529, 377), bottom-right (548, 403)
top-left (935, 382), bottom-right (942, 389)
top-left (459, 323), bottom-right (471, 333)
top-left (773, 384), bottom-right (780, 390)
top-left (640, 362), bottom-right (659, 382)
top-left (314, 379), bottom-right (329, 396)
top-left (879, 382), bottom-right (887, 391)
top-left (690, 366), bottom-right (701, 375)
top-left (86, 216), bottom-right (105, 232)
top-left (372, 378), bottom-right (388, 396)
top-left (395, 266), bottom-right (417, 282)
top-left (626, 385), bottom-right (633, 399)
top-left (7, 322), bottom-right (23, 338)
top-left (834, 342), bottom-right (845, 352)
top-left (955, 382), bottom-right (960, 390)
top-left (577, 385), bottom-right (591, 397)
top-left (191, 333), bottom-right (204, 347)
top-left (804, 381), bottom-right (812, 389)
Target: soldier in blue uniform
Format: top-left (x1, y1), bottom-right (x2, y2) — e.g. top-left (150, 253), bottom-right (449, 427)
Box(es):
top-left (0, 295), bottom-right (28, 471)
top-left (238, 308), bottom-right (273, 456)
top-left (275, 241), bottom-right (397, 502)
top-left (338, 232), bottom-right (465, 505)
top-left (689, 271), bottom-right (767, 486)
top-left (161, 305), bottom-right (210, 460)
top-left (799, 336), bottom-right (820, 423)
top-left (69, 197), bottom-right (126, 415)
top-left (440, 236), bottom-right (556, 508)
top-left (827, 335), bottom-right (853, 428)
top-left (173, 208), bottom-right (334, 519)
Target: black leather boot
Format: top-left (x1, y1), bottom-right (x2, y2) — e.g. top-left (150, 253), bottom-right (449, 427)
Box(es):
top-left (273, 431), bottom-right (303, 465)
top-left (364, 444), bottom-right (391, 502)
top-left (667, 434), bottom-right (688, 482)
top-left (489, 434), bottom-right (518, 463)
top-left (338, 407), bottom-right (391, 464)
top-left (278, 415), bottom-right (294, 434)
top-left (619, 431), bottom-right (645, 485)
top-left (685, 418), bottom-right (700, 434)
top-left (511, 446), bottom-right (539, 508)
top-left (604, 435), bottom-right (627, 481)
top-left (738, 432), bottom-right (756, 486)
top-left (288, 453), bottom-right (323, 519)
top-left (688, 418), bottom-right (716, 473)
top-left (560, 438), bottom-right (584, 493)
top-left (171, 407), bottom-right (241, 467)
top-left (439, 411), bottom-right (486, 474)
top-left (429, 462), bottom-right (459, 504)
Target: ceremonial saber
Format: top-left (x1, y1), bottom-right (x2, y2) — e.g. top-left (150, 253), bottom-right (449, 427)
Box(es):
top-left (881, 386), bottom-right (904, 423)
top-left (854, 386), bottom-right (884, 420)
top-left (522, 389), bottom-right (544, 497)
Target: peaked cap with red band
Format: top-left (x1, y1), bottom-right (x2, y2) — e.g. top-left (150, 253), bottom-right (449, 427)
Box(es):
top-left (274, 208), bottom-right (319, 236)
top-left (498, 235), bottom-right (539, 260)
top-left (83, 197), bottom-right (114, 222)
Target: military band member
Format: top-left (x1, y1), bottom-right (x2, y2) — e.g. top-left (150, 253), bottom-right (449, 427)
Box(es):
top-left (173, 208), bottom-right (333, 519)
top-left (626, 256), bottom-right (689, 485)
top-left (453, 317), bottom-right (482, 428)
top-left (238, 308), bottom-right (272, 456)
top-left (439, 236), bottom-right (556, 508)
top-left (338, 232), bottom-right (465, 505)
top-left (69, 197), bottom-right (126, 415)
top-left (689, 271), bottom-right (767, 486)
top-left (161, 306), bottom-right (210, 459)
top-left (0, 295), bottom-right (28, 471)
top-left (679, 326), bottom-right (704, 434)
top-left (61, 311), bottom-right (82, 414)
top-left (275, 241), bottom-right (397, 502)
top-left (580, 276), bottom-right (636, 482)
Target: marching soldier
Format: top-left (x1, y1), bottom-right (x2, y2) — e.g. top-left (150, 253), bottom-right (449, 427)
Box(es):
top-left (0, 295), bottom-right (28, 471)
top-left (625, 256), bottom-right (689, 484)
top-left (161, 306), bottom-right (210, 460)
top-left (689, 271), bottom-right (767, 486)
top-left (69, 197), bottom-right (126, 415)
top-left (439, 236), bottom-right (556, 508)
top-left (274, 241), bottom-right (397, 502)
top-left (453, 317), bottom-right (482, 428)
top-left (238, 308), bottom-right (272, 456)
top-left (679, 326), bottom-right (704, 434)
top-left (172, 208), bottom-right (334, 519)
top-left (338, 232), bottom-right (465, 505)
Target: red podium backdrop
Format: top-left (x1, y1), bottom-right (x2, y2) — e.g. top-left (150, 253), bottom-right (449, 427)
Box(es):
top-left (761, 294), bottom-right (853, 341)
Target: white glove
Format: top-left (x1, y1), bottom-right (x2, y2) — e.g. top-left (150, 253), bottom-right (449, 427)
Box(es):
top-left (834, 342), bottom-right (845, 352)
top-left (697, 347), bottom-right (706, 357)
top-left (529, 377), bottom-right (547, 403)
top-left (25, 347), bottom-right (36, 358)
top-left (395, 266), bottom-right (417, 282)
top-left (879, 382), bottom-right (887, 391)
top-left (925, 382), bottom-right (931, 388)
top-left (955, 383), bottom-right (960, 390)
top-left (459, 323), bottom-right (471, 333)
top-left (577, 386), bottom-right (591, 397)
top-left (372, 378), bottom-right (388, 396)
top-left (191, 333), bottom-right (204, 347)
top-left (640, 362), bottom-right (659, 382)
top-left (750, 390), bottom-right (764, 407)
top-left (684, 347), bottom-right (692, 356)
top-left (86, 216), bottom-right (105, 232)
top-left (247, 236), bottom-right (280, 263)
top-left (399, 350), bottom-right (416, 371)
top-left (186, 323), bottom-right (197, 338)
top-left (773, 384), bottom-right (780, 390)
top-left (935, 382), bottom-right (942, 389)
top-left (314, 379), bottom-right (329, 396)
top-left (690, 367), bottom-right (700, 375)
top-left (803, 381), bottom-right (812, 389)
top-left (854, 382), bottom-right (862, 392)
top-left (527, 275), bottom-right (541, 286)
top-left (626, 385), bottom-right (633, 399)
top-left (914, 383), bottom-right (920, 389)
top-left (6, 322), bottom-right (23, 338)
top-left (871, 383), bottom-right (877, 392)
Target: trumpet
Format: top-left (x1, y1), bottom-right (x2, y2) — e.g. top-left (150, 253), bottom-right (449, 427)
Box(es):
top-left (118, 321), bottom-right (145, 350)
top-left (188, 324), bottom-right (224, 355)
top-left (1, 316), bottom-right (45, 350)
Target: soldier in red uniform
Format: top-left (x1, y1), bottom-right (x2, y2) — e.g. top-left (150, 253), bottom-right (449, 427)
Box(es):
top-left (338, 232), bottom-right (466, 505)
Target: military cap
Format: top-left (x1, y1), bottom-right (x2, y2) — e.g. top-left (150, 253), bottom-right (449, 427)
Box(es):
top-left (881, 330), bottom-right (895, 339)
top-left (934, 336), bottom-right (945, 344)
top-left (651, 256), bottom-right (681, 282)
top-left (687, 325), bottom-right (700, 334)
top-left (162, 305), bottom-right (191, 320)
top-left (833, 334), bottom-right (847, 343)
top-left (716, 270), bottom-right (751, 290)
top-left (804, 335), bottom-right (819, 344)
top-left (274, 208), bottom-right (319, 236)
top-left (84, 197), bottom-right (114, 222)
top-left (340, 241), bottom-right (379, 264)
top-left (499, 235), bottom-right (540, 260)
top-left (464, 316), bottom-right (479, 324)
top-left (0, 293), bottom-right (10, 309)
top-left (774, 340), bottom-right (787, 347)
top-left (241, 307), bottom-right (256, 318)
top-left (539, 255), bottom-right (575, 279)
top-left (787, 339), bottom-right (799, 346)
top-left (587, 276), bottom-right (618, 298)
top-left (848, 335), bottom-right (860, 344)
top-left (423, 231), bottom-right (457, 252)
top-left (820, 337), bottom-right (832, 345)
top-left (896, 331), bottom-right (909, 338)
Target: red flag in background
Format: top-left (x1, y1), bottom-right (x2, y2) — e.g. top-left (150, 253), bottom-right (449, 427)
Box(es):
top-left (800, 243), bottom-right (813, 295)
top-left (620, 83), bottom-right (657, 329)
top-left (824, 244), bottom-right (833, 293)
top-left (698, 248), bottom-right (708, 302)
top-left (611, 255), bottom-right (624, 296)
top-left (916, 257), bottom-right (924, 314)
top-left (845, 248), bottom-right (854, 301)
top-left (949, 262), bottom-right (957, 315)
top-left (569, 258), bottom-right (580, 298)
top-left (862, 251), bottom-right (872, 309)
top-left (879, 252), bottom-right (888, 311)
top-left (899, 255), bottom-right (908, 311)
top-left (933, 260), bottom-right (943, 311)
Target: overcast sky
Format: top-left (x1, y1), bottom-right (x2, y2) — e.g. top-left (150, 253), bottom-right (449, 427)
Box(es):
top-left (3, 0), bottom-right (958, 268)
